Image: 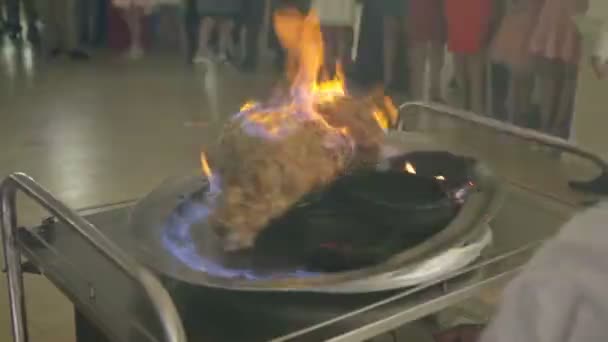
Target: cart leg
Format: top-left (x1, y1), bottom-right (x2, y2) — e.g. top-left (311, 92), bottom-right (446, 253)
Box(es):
top-left (74, 309), bottom-right (110, 342)
top-left (1, 188), bottom-right (29, 342)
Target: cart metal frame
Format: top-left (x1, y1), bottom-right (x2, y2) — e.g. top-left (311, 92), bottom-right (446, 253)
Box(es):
top-left (2, 102), bottom-right (604, 342)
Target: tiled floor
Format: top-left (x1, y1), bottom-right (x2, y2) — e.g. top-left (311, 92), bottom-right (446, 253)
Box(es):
top-left (0, 40), bottom-right (286, 341)
top-left (0, 36), bottom-right (603, 341)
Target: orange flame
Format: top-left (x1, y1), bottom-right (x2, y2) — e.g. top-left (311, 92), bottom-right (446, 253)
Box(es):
top-left (240, 100), bottom-right (258, 111)
top-left (273, 9), bottom-right (346, 104)
top-left (383, 96), bottom-right (398, 127)
top-left (404, 162), bottom-right (416, 174)
top-left (200, 152), bottom-right (213, 180)
top-left (373, 110), bottom-right (389, 131)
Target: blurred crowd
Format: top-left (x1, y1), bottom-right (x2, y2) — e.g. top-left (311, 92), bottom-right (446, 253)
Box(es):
top-left (0, 0), bottom-right (599, 138)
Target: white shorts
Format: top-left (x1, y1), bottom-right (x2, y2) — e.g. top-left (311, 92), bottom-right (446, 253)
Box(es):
top-left (311, 0), bottom-right (356, 27)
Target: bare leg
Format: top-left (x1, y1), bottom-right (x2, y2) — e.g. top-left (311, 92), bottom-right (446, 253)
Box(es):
top-left (467, 52), bottom-right (486, 115)
top-left (408, 42), bottom-right (427, 101)
top-left (195, 17), bottom-right (216, 61)
top-left (383, 17), bottom-right (398, 86)
top-left (218, 19), bottom-right (236, 61)
top-left (428, 42), bottom-right (445, 102)
top-left (453, 53), bottom-right (468, 109)
top-left (123, 6), bottom-right (144, 58)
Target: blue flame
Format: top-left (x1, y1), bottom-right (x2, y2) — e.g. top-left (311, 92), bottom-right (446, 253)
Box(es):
top-left (161, 197), bottom-right (321, 280)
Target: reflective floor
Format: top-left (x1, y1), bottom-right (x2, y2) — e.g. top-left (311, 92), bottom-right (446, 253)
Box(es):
top-left (0, 36), bottom-right (603, 341)
top-left (0, 39), bottom-right (288, 341)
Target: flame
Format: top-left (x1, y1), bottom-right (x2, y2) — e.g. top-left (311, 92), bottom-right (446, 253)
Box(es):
top-left (313, 63), bottom-right (346, 103)
top-left (373, 110), bottom-right (389, 130)
top-left (435, 175), bottom-right (446, 181)
top-left (404, 162), bottom-right (416, 174)
top-left (200, 152), bottom-right (213, 180)
top-left (240, 101), bottom-right (258, 111)
top-left (226, 9), bottom-right (391, 151)
top-left (273, 9), bottom-right (347, 105)
top-left (383, 96), bottom-right (398, 127)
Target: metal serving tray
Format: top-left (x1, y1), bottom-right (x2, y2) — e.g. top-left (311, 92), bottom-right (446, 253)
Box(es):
top-left (2, 102), bottom-right (605, 342)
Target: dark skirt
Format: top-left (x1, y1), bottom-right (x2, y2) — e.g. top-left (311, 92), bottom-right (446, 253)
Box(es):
top-left (351, 0), bottom-right (409, 89)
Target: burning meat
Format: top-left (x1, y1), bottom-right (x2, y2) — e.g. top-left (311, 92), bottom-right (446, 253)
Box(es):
top-left (201, 9), bottom-right (397, 251)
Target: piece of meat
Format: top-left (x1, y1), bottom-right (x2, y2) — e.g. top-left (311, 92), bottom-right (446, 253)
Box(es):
top-left (205, 95), bottom-right (392, 251)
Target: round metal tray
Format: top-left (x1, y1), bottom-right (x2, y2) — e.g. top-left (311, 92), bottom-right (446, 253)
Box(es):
top-left (127, 132), bottom-right (504, 293)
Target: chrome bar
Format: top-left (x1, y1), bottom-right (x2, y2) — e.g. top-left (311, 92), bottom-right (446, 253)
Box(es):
top-left (0, 173), bottom-right (187, 342)
top-left (397, 101), bottom-right (608, 173)
top-left (1, 182), bottom-right (28, 342)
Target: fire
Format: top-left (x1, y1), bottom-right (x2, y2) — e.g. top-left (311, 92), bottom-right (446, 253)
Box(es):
top-left (382, 96), bottom-right (398, 128)
top-left (373, 110), bottom-right (390, 131)
top-left (240, 100), bottom-right (258, 111)
top-left (404, 162), bottom-right (416, 174)
top-left (313, 63), bottom-right (346, 103)
top-left (200, 8), bottom-right (401, 251)
top-left (200, 152), bottom-right (213, 180)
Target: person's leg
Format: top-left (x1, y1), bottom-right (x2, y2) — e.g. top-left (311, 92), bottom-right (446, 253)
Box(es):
top-left (195, 16), bottom-right (216, 61)
top-left (64, 0), bottom-right (89, 58)
top-left (321, 25), bottom-right (338, 77)
top-left (505, 70), bottom-right (519, 124)
top-left (537, 59), bottom-right (558, 133)
top-left (428, 41), bottom-right (445, 102)
top-left (218, 17), bottom-right (235, 61)
top-left (42, 0), bottom-right (62, 54)
top-left (452, 52), bottom-right (468, 109)
top-left (121, 5), bottom-right (145, 58)
top-left (468, 51), bottom-right (485, 114)
top-left (383, 16), bottom-right (398, 87)
top-left (407, 41), bottom-right (427, 101)
top-left (335, 26), bottom-right (350, 67)
top-left (552, 63), bottom-right (578, 138)
top-left (6, 0), bottom-right (20, 37)
top-left (508, 70), bottom-right (534, 126)
top-left (22, 0), bottom-right (39, 42)
top-left (242, 0), bottom-right (264, 70)
top-left (0, 0), bottom-right (5, 30)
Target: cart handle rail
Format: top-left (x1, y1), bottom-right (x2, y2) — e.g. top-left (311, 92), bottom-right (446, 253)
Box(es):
top-left (397, 101), bottom-right (608, 173)
top-left (1, 172), bottom-right (186, 342)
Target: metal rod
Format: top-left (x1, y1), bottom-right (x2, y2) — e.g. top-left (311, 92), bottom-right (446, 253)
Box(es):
top-left (1, 184), bottom-right (28, 342)
top-left (0, 173), bottom-right (187, 342)
top-left (397, 101), bottom-right (608, 173)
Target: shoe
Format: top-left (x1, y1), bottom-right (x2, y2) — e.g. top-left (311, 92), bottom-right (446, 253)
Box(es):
top-left (218, 52), bottom-right (233, 66)
top-left (49, 48), bottom-right (64, 58)
top-left (569, 173), bottom-right (608, 194)
top-left (26, 26), bottom-right (40, 45)
top-left (68, 49), bottom-right (90, 61)
top-left (193, 51), bottom-right (213, 64)
top-left (8, 30), bottom-right (21, 42)
top-left (126, 46), bottom-right (144, 60)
